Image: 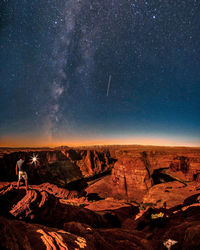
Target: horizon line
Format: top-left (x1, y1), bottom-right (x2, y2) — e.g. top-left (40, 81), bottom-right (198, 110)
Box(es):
top-left (1, 143), bottom-right (200, 149)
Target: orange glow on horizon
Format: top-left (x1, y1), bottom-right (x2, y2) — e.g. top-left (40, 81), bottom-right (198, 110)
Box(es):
top-left (0, 135), bottom-right (200, 148)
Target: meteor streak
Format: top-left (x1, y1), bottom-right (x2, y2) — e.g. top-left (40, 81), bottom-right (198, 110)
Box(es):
top-left (107, 75), bottom-right (112, 97)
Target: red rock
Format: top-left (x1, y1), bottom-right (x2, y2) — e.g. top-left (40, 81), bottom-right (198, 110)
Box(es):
top-left (0, 215), bottom-right (158, 250)
top-left (182, 224), bottom-right (200, 249)
top-left (0, 215), bottom-right (94, 250)
top-left (85, 148), bottom-right (200, 202)
top-left (195, 172), bottom-right (200, 182)
top-left (63, 221), bottom-right (157, 249)
top-left (97, 228), bottom-right (155, 250)
top-left (32, 182), bottom-right (75, 199)
top-left (85, 198), bottom-right (139, 224)
top-left (0, 184), bottom-right (106, 228)
top-left (85, 175), bottom-right (114, 198)
top-left (65, 149), bottom-right (115, 177)
top-left (0, 149), bottom-right (115, 187)
top-left (86, 156), bottom-right (153, 202)
top-left (122, 203), bottom-right (200, 249)
top-left (1, 146), bottom-right (200, 249)
top-left (142, 181), bottom-right (200, 208)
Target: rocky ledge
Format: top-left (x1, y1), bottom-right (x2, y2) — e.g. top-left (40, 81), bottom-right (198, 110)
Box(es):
top-left (0, 181), bottom-right (200, 249)
top-left (0, 146), bottom-right (200, 249)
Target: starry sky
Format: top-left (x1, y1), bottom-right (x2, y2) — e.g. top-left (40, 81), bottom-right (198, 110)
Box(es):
top-left (0, 0), bottom-right (200, 147)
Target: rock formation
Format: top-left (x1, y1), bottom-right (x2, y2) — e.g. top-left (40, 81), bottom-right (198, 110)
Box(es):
top-left (0, 146), bottom-right (200, 249)
top-left (0, 149), bottom-right (115, 188)
top-left (86, 147), bottom-right (200, 202)
top-left (0, 183), bottom-right (107, 228)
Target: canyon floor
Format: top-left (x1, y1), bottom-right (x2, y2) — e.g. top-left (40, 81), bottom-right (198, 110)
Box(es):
top-left (0, 145), bottom-right (200, 249)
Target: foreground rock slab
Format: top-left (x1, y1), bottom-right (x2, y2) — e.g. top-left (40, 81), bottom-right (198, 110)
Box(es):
top-left (0, 216), bottom-right (156, 250)
top-left (0, 183), bottom-right (106, 228)
top-left (0, 216), bottom-right (93, 249)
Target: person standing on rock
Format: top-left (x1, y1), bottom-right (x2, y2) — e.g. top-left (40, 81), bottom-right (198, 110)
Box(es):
top-left (16, 155), bottom-right (29, 191)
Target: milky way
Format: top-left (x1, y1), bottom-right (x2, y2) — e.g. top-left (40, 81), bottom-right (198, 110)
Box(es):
top-left (0, 0), bottom-right (200, 146)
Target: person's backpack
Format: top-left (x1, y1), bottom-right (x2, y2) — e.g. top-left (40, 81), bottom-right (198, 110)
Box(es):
top-left (21, 160), bottom-right (27, 171)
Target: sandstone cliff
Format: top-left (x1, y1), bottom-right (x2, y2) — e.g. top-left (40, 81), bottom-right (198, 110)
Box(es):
top-left (0, 149), bottom-right (115, 188)
top-left (1, 146), bottom-right (200, 249)
top-left (85, 147), bottom-right (200, 203)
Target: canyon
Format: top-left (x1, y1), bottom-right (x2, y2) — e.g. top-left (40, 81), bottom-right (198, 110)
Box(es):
top-left (0, 145), bottom-right (200, 249)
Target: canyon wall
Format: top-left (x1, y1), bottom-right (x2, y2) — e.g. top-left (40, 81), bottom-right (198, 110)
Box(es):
top-left (85, 147), bottom-right (200, 202)
top-left (1, 146), bottom-right (200, 249)
top-left (0, 149), bottom-right (115, 188)
top-left (0, 147), bottom-right (200, 202)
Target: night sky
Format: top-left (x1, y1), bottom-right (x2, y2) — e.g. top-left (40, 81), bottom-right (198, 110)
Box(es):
top-left (0, 0), bottom-right (200, 147)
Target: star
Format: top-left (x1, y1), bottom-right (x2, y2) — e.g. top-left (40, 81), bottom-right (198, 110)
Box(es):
top-left (0, 0), bottom-right (199, 147)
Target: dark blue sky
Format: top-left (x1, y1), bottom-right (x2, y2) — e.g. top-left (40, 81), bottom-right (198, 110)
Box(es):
top-left (0, 0), bottom-right (200, 146)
